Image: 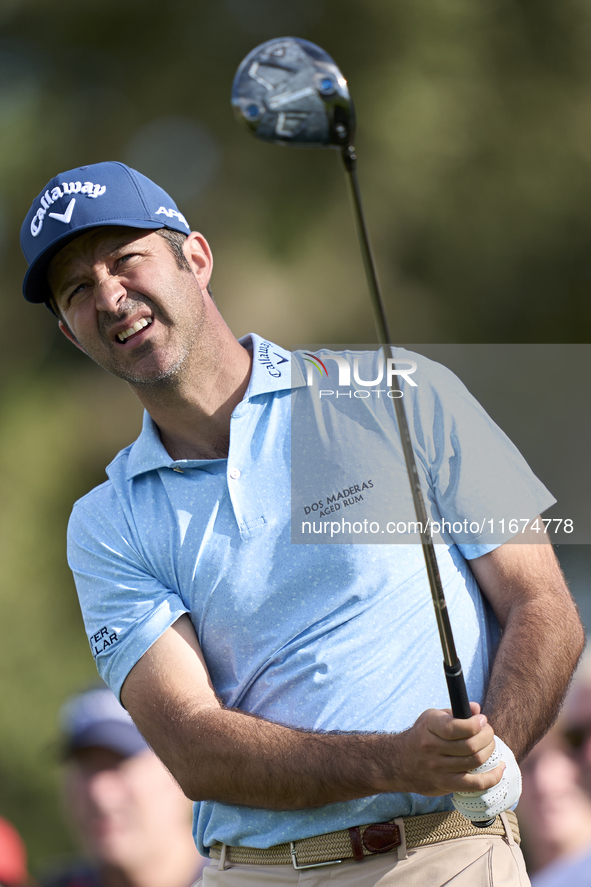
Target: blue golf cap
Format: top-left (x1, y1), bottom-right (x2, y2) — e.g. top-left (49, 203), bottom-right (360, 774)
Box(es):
top-left (20, 161), bottom-right (191, 306)
top-left (60, 684), bottom-right (149, 759)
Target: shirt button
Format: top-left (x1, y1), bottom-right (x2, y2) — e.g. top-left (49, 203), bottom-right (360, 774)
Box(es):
top-left (229, 467), bottom-right (241, 480)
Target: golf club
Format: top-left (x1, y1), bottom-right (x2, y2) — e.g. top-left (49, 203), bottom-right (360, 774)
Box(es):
top-left (232, 37), bottom-right (495, 825)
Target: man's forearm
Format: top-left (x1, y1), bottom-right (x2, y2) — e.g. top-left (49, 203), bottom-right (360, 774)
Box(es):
top-left (120, 616), bottom-right (501, 809)
top-left (135, 701), bottom-right (499, 808)
top-left (157, 703), bottom-right (397, 807)
top-left (482, 594), bottom-right (584, 759)
top-left (472, 539), bottom-right (585, 760)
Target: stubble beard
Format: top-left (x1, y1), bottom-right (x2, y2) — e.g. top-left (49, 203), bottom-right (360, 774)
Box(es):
top-left (114, 339), bottom-right (191, 389)
top-left (94, 283), bottom-right (205, 390)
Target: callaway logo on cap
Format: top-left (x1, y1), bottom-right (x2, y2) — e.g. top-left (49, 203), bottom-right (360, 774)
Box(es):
top-left (20, 160), bottom-right (191, 305)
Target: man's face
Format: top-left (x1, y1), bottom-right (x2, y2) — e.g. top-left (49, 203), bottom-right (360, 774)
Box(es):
top-left (47, 227), bottom-right (212, 387)
top-left (563, 684), bottom-right (591, 793)
top-left (63, 746), bottom-right (193, 868)
top-left (519, 729), bottom-right (591, 850)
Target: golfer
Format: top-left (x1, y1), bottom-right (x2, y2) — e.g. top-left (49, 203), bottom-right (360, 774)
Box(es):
top-left (20, 161), bottom-right (584, 886)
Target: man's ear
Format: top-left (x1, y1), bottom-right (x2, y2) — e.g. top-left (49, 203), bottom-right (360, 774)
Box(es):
top-left (183, 232), bottom-right (213, 291)
top-left (58, 320), bottom-right (87, 355)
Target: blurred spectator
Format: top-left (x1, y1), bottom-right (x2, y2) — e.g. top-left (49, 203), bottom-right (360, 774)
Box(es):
top-left (519, 647), bottom-right (591, 886)
top-left (562, 649), bottom-right (591, 795)
top-left (0, 817), bottom-right (31, 887)
top-left (41, 684), bottom-right (207, 887)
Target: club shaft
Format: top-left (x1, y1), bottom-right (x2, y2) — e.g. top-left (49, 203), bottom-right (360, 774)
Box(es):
top-left (343, 151), bottom-right (495, 828)
top-left (344, 162), bottom-right (391, 343)
top-left (342, 148), bottom-right (470, 720)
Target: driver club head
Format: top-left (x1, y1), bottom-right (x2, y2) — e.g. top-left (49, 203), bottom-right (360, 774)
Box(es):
top-left (231, 37), bottom-right (355, 150)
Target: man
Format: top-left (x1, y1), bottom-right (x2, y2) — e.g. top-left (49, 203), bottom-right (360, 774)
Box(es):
top-left (42, 684), bottom-right (207, 887)
top-left (20, 161), bottom-right (584, 886)
top-left (518, 650), bottom-right (591, 887)
top-left (562, 646), bottom-right (591, 792)
top-left (519, 718), bottom-right (591, 882)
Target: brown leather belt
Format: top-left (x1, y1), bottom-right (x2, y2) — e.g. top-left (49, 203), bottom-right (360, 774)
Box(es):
top-left (209, 810), bottom-right (520, 870)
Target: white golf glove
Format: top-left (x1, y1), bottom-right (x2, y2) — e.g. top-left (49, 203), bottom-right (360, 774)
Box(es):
top-left (452, 736), bottom-right (522, 821)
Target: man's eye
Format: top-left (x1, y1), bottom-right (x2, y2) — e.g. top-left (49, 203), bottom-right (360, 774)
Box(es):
top-left (67, 283), bottom-right (90, 305)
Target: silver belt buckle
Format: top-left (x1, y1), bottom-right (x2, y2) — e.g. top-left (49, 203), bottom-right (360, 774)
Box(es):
top-left (289, 841), bottom-right (343, 870)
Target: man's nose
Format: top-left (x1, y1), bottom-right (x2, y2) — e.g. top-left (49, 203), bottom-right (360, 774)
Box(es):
top-left (95, 273), bottom-right (127, 311)
top-left (84, 767), bottom-right (124, 809)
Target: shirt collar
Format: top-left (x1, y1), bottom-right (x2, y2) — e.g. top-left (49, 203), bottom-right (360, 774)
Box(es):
top-left (120, 333), bottom-right (305, 480)
top-left (240, 332), bottom-right (305, 398)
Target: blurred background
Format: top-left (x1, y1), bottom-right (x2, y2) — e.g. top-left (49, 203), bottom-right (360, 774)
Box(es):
top-left (1, 0), bottom-right (590, 874)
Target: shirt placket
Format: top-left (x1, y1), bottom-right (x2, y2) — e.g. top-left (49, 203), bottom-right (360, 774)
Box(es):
top-left (226, 401), bottom-right (266, 539)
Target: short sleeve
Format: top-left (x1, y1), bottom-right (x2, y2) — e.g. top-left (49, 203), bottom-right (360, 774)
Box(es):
top-left (67, 491), bottom-right (189, 699)
top-left (404, 353), bottom-right (556, 558)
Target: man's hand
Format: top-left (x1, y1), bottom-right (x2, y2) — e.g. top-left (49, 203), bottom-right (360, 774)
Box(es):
top-left (453, 736), bottom-right (522, 820)
top-left (393, 702), bottom-right (503, 797)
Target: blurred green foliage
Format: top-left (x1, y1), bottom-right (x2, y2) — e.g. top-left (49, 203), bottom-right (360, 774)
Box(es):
top-left (0, 0), bottom-right (590, 873)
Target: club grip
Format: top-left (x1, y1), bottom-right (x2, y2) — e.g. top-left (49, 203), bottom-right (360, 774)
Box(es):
top-left (444, 660), bottom-right (471, 720)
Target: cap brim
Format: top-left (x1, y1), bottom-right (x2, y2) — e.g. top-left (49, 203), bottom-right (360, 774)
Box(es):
top-left (63, 719), bottom-right (149, 759)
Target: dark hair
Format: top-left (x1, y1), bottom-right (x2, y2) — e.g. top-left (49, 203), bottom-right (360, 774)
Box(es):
top-left (154, 228), bottom-right (192, 272)
top-left (156, 228), bottom-right (214, 298)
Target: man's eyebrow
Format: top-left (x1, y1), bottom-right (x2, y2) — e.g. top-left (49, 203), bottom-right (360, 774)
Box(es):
top-left (51, 269), bottom-right (85, 300)
top-left (51, 238), bottom-right (148, 297)
top-left (110, 238), bottom-right (148, 255)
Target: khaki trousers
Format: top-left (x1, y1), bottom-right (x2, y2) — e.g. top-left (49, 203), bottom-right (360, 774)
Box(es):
top-left (195, 823), bottom-right (531, 887)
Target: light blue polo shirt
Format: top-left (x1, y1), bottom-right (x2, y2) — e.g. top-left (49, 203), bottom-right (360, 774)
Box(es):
top-left (67, 334), bottom-right (555, 853)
